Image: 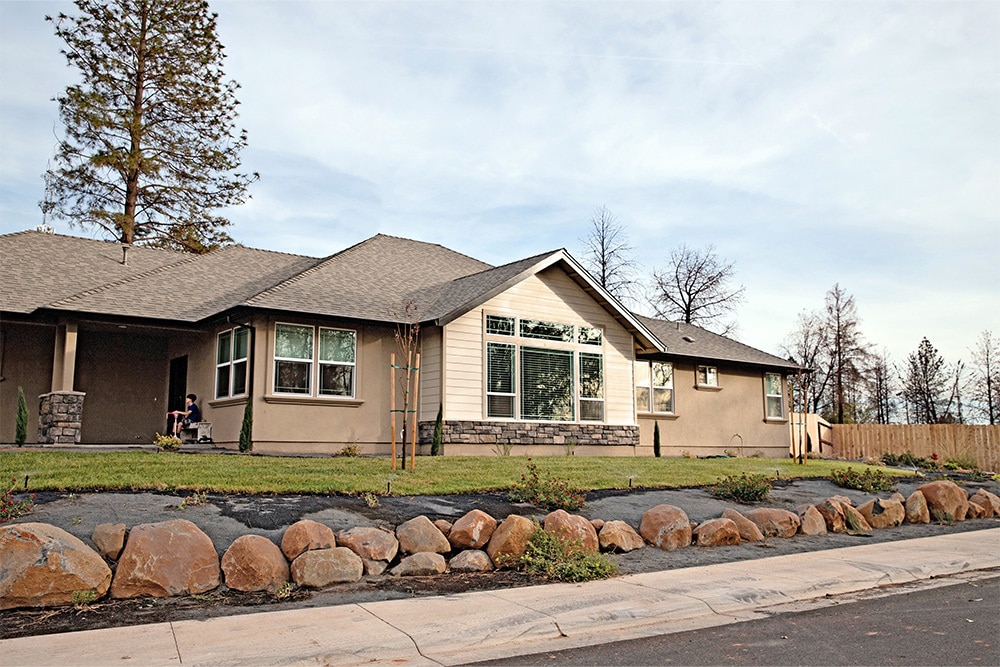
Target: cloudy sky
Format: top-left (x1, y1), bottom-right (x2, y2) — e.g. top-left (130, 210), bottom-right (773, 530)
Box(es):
top-left (1, 0), bottom-right (997, 370)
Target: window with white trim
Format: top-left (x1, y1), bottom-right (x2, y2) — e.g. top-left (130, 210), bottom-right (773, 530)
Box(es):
top-left (484, 314), bottom-right (604, 422)
top-left (636, 361), bottom-right (674, 413)
top-left (273, 323), bottom-right (357, 397)
top-left (216, 328), bottom-right (249, 399)
top-left (697, 365), bottom-right (719, 387)
top-left (765, 373), bottom-right (784, 419)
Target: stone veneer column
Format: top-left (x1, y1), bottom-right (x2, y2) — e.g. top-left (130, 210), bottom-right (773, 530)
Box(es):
top-left (38, 391), bottom-right (86, 444)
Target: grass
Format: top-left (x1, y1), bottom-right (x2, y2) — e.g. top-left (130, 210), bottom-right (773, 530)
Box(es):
top-left (0, 451), bottom-right (908, 496)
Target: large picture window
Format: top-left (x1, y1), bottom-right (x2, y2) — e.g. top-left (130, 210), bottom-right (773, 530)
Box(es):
top-left (273, 323), bottom-right (357, 398)
top-left (636, 361), bottom-right (673, 413)
top-left (484, 314), bottom-right (604, 422)
top-left (216, 328), bottom-right (249, 399)
top-left (765, 373), bottom-right (784, 419)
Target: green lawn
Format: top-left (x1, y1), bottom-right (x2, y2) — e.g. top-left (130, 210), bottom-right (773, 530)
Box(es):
top-left (0, 451), bottom-right (901, 496)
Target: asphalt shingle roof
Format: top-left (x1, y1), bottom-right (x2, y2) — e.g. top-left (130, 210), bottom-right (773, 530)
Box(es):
top-left (636, 315), bottom-right (800, 371)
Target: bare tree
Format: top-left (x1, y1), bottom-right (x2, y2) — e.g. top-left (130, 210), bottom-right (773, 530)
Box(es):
top-left (579, 206), bottom-right (637, 304)
top-left (780, 310), bottom-right (830, 414)
top-left (650, 244), bottom-right (745, 334)
top-left (866, 348), bottom-right (897, 424)
top-left (823, 284), bottom-right (870, 424)
top-left (969, 330), bottom-right (999, 424)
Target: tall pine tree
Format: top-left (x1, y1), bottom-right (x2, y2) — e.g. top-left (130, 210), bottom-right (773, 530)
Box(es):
top-left (44, 0), bottom-right (256, 252)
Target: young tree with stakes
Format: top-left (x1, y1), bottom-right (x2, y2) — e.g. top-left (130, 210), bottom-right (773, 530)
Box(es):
top-left (44, 0), bottom-right (257, 253)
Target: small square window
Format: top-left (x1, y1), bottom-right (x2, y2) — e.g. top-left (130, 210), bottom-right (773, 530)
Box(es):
top-left (697, 366), bottom-right (718, 387)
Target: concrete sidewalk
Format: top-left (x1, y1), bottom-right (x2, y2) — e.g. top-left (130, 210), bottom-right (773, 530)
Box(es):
top-left (2, 528), bottom-right (998, 667)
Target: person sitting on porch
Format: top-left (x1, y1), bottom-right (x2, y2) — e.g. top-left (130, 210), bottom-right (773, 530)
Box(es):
top-left (167, 394), bottom-right (201, 437)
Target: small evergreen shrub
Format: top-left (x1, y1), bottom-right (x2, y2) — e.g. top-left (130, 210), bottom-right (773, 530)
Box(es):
top-left (153, 433), bottom-right (181, 451)
top-left (335, 443), bottom-right (363, 457)
top-left (509, 459), bottom-right (585, 511)
top-left (1, 477), bottom-right (35, 522)
top-left (239, 399), bottom-right (253, 453)
top-left (653, 422), bottom-right (661, 458)
top-left (514, 526), bottom-right (618, 582)
top-left (943, 455), bottom-right (978, 471)
top-left (829, 467), bottom-right (895, 494)
top-left (15, 386), bottom-right (29, 446)
top-left (708, 473), bottom-right (772, 503)
top-left (431, 405), bottom-right (443, 456)
top-left (880, 451), bottom-right (938, 471)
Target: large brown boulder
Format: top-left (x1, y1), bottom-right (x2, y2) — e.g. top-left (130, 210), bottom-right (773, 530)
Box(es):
top-left (337, 527), bottom-right (399, 562)
top-left (905, 490), bottom-right (930, 524)
top-left (1, 523), bottom-right (112, 610)
top-left (448, 509), bottom-right (497, 550)
top-left (967, 502), bottom-right (987, 519)
top-left (916, 481), bottom-right (969, 521)
top-left (794, 505), bottom-right (827, 536)
top-left (222, 535), bottom-right (290, 593)
top-left (281, 520), bottom-right (336, 561)
top-left (448, 550), bottom-right (494, 572)
top-left (598, 520), bottom-right (645, 553)
top-left (721, 509), bottom-right (765, 542)
top-left (842, 503), bottom-right (873, 533)
top-left (692, 518), bottom-right (740, 547)
top-left (91, 523), bottom-right (126, 561)
top-left (742, 508), bottom-right (800, 539)
top-left (396, 515), bottom-right (451, 555)
top-left (290, 547), bottom-right (363, 587)
top-left (110, 519), bottom-right (220, 599)
top-left (639, 504), bottom-right (692, 551)
top-left (815, 498), bottom-right (848, 533)
top-left (390, 552), bottom-right (447, 577)
top-left (857, 498), bottom-right (905, 529)
top-left (543, 509), bottom-right (599, 552)
top-left (970, 489), bottom-right (1000, 517)
top-left (486, 514), bottom-right (536, 567)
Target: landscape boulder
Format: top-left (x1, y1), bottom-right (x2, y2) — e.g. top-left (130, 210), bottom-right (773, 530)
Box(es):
top-left (448, 550), bottom-right (494, 573)
top-left (692, 518), bottom-right (740, 547)
top-left (967, 502), bottom-right (987, 519)
top-left (857, 498), bottom-right (905, 529)
top-left (486, 514), bottom-right (536, 567)
top-left (598, 520), bottom-right (645, 553)
top-left (721, 509), bottom-right (765, 542)
top-left (815, 498), bottom-right (848, 533)
top-left (396, 515), bottom-right (451, 555)
top-left (281, 520), bottom-right (336, 561)
top-left (543, 509), bottom-right (599, 552)
top-left (110, 519), bottom-right (219, 599)
top-left (842, 503), bottom-right (873, 533)
top-left (222, 535), bottom-right (290, 593)
top-left (794, 505), bottom-right (827, 536)
top-left (290, 547), bottom-right (363, 587)
top-left (639, 504), bottom-right (692, 551)
top-left (91, 523), bottom-right (127, 561)
top-left (916, 481), bottom-right (969, 521)
top-left (337, 527), bottom-right (399, 563)
top-left (433, 519), bottom-right (453, 536)
top-left (391, 552), bottom-right (447, 577)
top-left (448, 509), bottom-right (497, 550)
top-left (742, 508), bottom-right (800, 539)
top-left (970, 489), bottom-right (1000, 517)
top-left (905, 490), bottom-right (930, 524)
top-left (1, 523), bottom-right (112, 610)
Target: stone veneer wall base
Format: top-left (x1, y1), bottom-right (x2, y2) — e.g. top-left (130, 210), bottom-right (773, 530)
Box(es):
top-left (418, 420), bottom-right (638, 447)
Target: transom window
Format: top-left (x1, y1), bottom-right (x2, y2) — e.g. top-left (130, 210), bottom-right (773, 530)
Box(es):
top-left (636, 361), bottom-right (674, 413)
top-left (765, 373), bottom-right (784, 419)
top-left (216, 328), bottom-right (249, 399)
top-left (485, 315), bottom-right (604, 422)
top-left (273, 323), bottom-right (357, 397)
top-left (697, 365), bottom-right (719, 387)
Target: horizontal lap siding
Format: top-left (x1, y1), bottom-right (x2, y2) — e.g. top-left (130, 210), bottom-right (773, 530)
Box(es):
top-left (419, 327), bottom-right (442, 420)
top-left (443, 267), bottom-right (635, 425)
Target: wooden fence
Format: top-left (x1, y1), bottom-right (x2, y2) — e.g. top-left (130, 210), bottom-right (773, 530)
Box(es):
top-left (830, 424), bottom-right (1000, 473)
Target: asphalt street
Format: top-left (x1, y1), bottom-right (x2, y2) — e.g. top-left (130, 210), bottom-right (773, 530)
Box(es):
top-left (466, 574), bottom-right (1000, 667)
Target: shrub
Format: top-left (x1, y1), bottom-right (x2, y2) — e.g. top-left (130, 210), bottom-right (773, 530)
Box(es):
top-left (513, 526), bottom-right (618, 582)
top-left (15, 386), bottom-right (28, 446)
top-left (943, 455), bottom-right (978, 471)
top-left (431, 405), bottom-right (443, 456)
top-left (239, 399), bottom-right (253, 453)
top-left (335, 443), bottom-right (363, 457)
top-left (653, 422), bottom-right (661, 458)
top-left (708, 473), bottom-right (772, 503)
top-left (1, 477), bottom-right (35, 523)
top-left (509, 459), bottom-right (585, 511)
top-left (880, 451), bottom-right (938, 471)
top-left (153, 432), bottom-right (181, 451)
top-left (829, 467), bottom-right (895, 494)
top-left (71, 589), bottom-right (97, 609)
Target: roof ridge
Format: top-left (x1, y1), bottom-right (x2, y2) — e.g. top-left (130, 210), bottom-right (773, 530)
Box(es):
top-left (446, 248), bottom-right (558, 283)
top-left (369, 233), bottom-right (492, 269)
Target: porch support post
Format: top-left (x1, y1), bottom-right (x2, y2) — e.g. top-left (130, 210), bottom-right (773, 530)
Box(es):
top-left (51, 320), bottom-right (78, 392)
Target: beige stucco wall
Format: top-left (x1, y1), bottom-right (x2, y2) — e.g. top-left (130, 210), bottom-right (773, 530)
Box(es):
top-left (441, 266), bottom-right (636, 426)
top-left (0, 322), bottom-right (55, 444)
top-left (638, 361), bottom-right (790, 457)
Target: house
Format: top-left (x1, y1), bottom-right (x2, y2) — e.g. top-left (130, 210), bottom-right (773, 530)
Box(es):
top-left (0, 229), bottom-right (799, 457)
